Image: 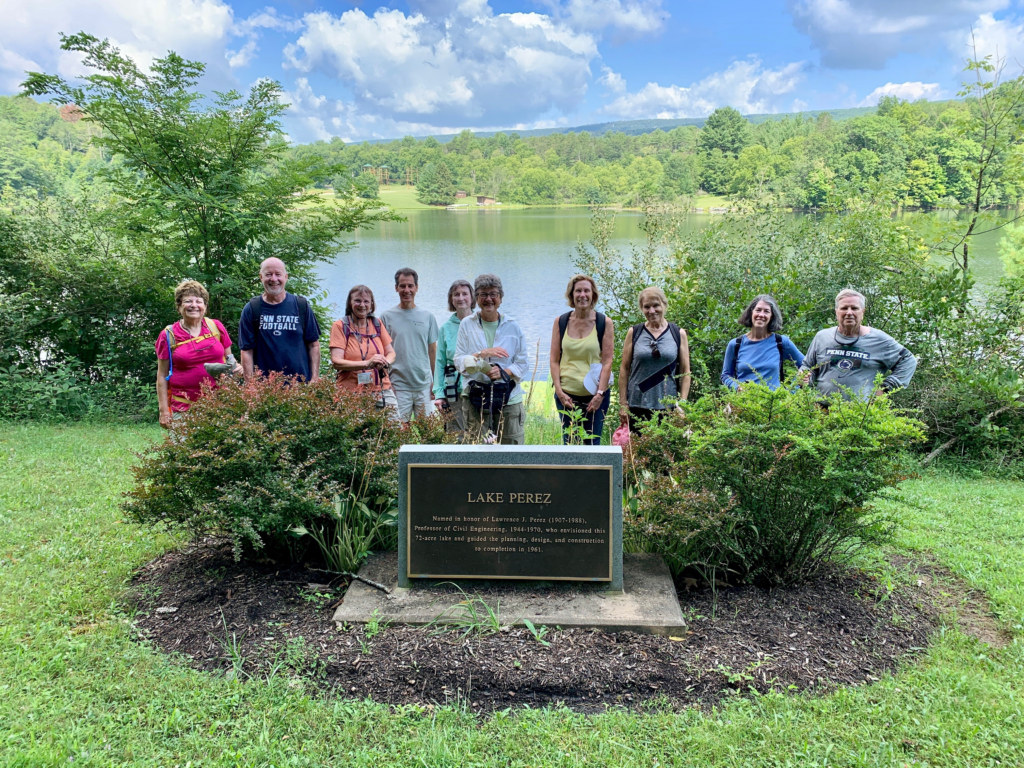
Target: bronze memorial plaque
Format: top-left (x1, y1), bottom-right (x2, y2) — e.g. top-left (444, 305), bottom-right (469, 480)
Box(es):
top-left (406, 464), bottom-right (613, 581)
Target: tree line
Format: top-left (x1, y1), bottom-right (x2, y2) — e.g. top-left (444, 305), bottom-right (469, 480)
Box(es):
top-left (5, 76), bottom-right (1024, 213)
top-left (288, 95), bottom-right (1024, 210)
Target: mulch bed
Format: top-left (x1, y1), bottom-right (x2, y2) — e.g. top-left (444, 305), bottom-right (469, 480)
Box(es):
top-left (127, 540), bottom-right (976, 713)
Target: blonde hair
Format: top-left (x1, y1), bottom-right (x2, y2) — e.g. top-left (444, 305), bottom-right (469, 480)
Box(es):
top-left (637, 286), bottom-right (668, 308)
top-left (565, 274), bottom-right (599, 308)
top-left (174, 279), bottom-right (209, 308)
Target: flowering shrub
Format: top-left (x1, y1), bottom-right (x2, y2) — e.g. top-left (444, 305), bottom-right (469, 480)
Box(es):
top-left (124, 375), bottom-right (447, 560)
top-left (627, 385), bottom-right (923, 585)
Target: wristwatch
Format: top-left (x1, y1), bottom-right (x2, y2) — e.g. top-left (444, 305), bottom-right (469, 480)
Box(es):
top-left (595, 389), bottom-right (605, 397)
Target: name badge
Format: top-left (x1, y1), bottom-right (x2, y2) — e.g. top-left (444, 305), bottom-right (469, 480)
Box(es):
top-left (357, 370), bottom-right (374, 386)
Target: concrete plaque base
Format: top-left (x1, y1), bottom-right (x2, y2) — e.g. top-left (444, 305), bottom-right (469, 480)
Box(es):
top-left (333, 551), bottom-right (686, 636)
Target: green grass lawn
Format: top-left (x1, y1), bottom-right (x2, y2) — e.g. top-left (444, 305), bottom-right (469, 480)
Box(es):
top-left (1, 423), bottom-right (1022, 766)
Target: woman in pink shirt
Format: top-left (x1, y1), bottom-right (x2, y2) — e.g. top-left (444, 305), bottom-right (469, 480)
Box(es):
top-left (155, 280), bottom-right (242, 428)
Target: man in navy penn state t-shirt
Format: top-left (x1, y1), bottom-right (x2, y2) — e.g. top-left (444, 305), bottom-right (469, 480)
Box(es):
top-left (239, 258), bottom-right (321, 381)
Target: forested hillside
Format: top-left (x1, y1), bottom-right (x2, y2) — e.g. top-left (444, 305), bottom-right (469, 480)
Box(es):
top-left (0, 96), bottom-right (106, 191)
top-left (4, 91), bottom-right (1021, 211)
top-left (292, 98), bottom-right (1020, 210)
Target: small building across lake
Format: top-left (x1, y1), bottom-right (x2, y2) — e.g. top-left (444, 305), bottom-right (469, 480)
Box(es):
top-left (455, 190), bottom-right (467, 198)
top-left (476, 195), bottom-right (496, 205)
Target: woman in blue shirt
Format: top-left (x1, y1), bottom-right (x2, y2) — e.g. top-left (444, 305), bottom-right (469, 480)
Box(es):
top-left (721, 294), bottom-right (804, 390)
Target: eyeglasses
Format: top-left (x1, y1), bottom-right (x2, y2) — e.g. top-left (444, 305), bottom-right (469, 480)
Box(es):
top-left (649, 338), bottom-right (661, 359)
top-left (477, 291), bottom-right (501, 299)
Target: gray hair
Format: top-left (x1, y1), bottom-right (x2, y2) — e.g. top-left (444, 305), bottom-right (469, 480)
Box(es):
top-left (447, 279), bottom-right (475, 311)
top-left (738, 294), bottom-right (783, 332)
top-left (835, 288), bottom-right (866, 309)
top-left (474, 273), bottom-right (503, 298)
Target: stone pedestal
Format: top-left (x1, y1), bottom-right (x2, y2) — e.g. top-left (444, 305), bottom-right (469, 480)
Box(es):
top-left (333, 552), bottom-right (686, 636)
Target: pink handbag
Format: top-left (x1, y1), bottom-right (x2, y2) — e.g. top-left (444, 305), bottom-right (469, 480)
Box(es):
top-left (611, 425), bottom-right (631, 446)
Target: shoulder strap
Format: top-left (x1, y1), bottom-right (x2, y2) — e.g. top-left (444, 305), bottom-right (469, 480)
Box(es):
top-left (203, 317), bottom-right (222, 344)
top-left (296, 294), bottom-right (309, 332)
top-left (775, 333), bottom-right (785, 382)
top-left (596, 312), bottom-right (606, 353)
top-left (372, 317), bottom-right (382, 336)
top-left (248, 295), bottom-right (262, 342)
top-left (556, 312), bottom-right (571, 362)
top-left (668, 323), bottom-right (683, 380)
top-left (164, 326), bottom-right (176, 381)
top-left (728, 335), bottom-right (744, 380)
top-left (631, 323), bottom-right (645, 354)
top-left (205, 317), bottom-right (226, 364)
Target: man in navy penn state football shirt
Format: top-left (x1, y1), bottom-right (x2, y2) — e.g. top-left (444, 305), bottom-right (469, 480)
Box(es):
top-left (239, 258), bottom-right (321, 381)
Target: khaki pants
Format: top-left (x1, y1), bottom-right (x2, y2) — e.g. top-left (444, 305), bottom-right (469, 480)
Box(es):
top-left (461, 398), bottom-right (526, 445)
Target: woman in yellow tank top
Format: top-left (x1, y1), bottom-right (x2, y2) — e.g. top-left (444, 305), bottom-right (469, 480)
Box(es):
top-left (549, 274), bottom-right (615, 445)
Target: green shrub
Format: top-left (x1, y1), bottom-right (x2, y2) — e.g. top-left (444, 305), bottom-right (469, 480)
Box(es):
top-left (577, 202), bottom-right (1024, 469)
top-left (627, 385), bottom-right (923, 585)
top-left (123, 375), bottom-right (448, 561)
top-left (0, 360), bottom-right (155, 421)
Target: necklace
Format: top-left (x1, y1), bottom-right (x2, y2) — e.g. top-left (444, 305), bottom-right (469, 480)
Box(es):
top-left (833, 327), bottom-right (860, 347)
top-left (179, 319), bottom-right (204, 337)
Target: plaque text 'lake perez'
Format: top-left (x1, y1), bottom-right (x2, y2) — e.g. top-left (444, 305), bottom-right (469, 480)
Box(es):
top-left (406, 464), bottom-right (613, 580)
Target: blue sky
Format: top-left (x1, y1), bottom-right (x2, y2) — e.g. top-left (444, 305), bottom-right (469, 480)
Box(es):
top-left (3, 0), bottom-right (1024, 142)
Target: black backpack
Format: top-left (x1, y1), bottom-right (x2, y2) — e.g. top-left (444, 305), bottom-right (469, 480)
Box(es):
top-left (727, 333), bottom-right (786, 383)
top-left (556, 311), bottom-right (606, 360)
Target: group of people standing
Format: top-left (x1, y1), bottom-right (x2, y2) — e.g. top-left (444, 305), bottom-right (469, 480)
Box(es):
top-left (156, 258), bottom-right (918, 445)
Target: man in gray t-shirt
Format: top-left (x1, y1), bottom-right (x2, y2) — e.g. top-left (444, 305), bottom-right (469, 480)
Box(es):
top-left (800, 288), bottom-right (917, 400)
top-left (380, 268), bottom-right (439, 422)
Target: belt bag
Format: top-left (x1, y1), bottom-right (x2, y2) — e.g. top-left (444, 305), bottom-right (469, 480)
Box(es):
top-left (467, 368), bottom-right (514, 414)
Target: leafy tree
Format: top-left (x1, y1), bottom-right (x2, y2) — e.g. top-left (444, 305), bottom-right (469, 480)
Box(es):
top-left (729, 145), bottom-right (776, 197)
top-left (697, 107), bottom-right (752, 157)
top-left (699, 148), bottom-right (735, 195)
top-left (354, 170), bottom-right (379, 199)
top-left (22, 33), bottom-right (395, 322)
top-left (663, 152), bottom-right (700, 196)
top-left (415, 161), bottom-right (456, 205)
top-left (998, 222), bottom-right (1024, 277)
top-left (902, 156), bottom-right (946, 207)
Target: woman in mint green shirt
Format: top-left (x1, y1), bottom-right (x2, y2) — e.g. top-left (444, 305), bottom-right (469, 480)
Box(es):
top-left (433, 279), bottom-right (475, 429)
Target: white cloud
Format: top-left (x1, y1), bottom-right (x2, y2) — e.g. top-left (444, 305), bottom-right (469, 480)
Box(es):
top-left (280, 76), bottom-right (579, 143)
top-left (603, 58), bottom-right (806, 118)
top-left (789, 0), bottom-right (1008, 69)
top-left (858, 81), bottom-right (946, 105)
top-left (553, 0), bottom-right (668, 36)
top-left (226, 40), bottom-right (258, 69)
top-left (285, 5), bottom-right (599, 126)
top-left (950, 12), bottom-right (1024, 65)
top-left (0, 44), bottom-right (40, 91)
top-left (0, 1), bottom-right (304, 92)
top-left (0, 0), bottom-right (238, 91)
top-left (599, 66), bottom-right (627, 93)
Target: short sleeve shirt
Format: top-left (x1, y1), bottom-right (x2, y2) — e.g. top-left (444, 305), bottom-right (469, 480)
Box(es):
top-left (237, 293), bottom-right (321, 380)
top-left (155, 319), bottom-right (232, 412)
top-left (329, 317), bottom-right (393, 391)
top-left (380, 305), bottom-right (440, 391)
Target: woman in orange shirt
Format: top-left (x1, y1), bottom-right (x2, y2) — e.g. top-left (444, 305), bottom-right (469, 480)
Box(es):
top-left (329, 285), bottom-right (399, 419)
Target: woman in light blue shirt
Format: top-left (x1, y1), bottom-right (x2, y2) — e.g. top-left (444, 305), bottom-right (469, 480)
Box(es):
top-left (432, 279), bottom-right (475, 430)
top-left (721, 294), bottom-right (804, 391)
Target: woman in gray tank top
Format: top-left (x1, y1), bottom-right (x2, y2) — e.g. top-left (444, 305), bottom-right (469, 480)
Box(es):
top-left (618, 286), bottom-right (691, 432)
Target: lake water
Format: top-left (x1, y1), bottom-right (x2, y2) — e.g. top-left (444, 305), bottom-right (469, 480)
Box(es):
top-left (316, 208), bottom-right (1007, 378)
